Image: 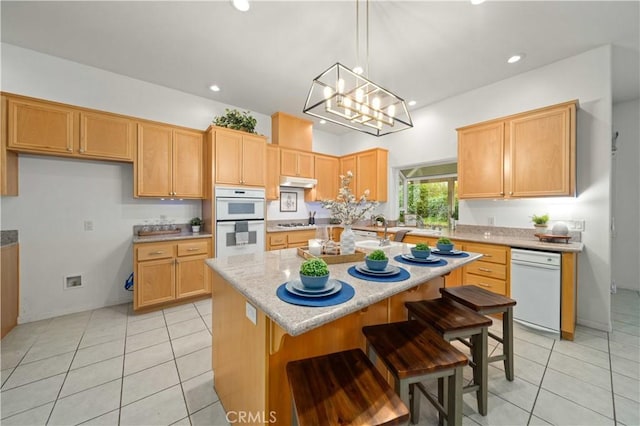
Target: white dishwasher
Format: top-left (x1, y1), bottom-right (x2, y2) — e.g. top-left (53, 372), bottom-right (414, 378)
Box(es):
top-left (510, 248), bottom-right (562, 334)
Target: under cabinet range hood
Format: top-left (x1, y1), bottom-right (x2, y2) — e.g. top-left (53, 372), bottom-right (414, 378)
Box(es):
top-left (279, 176), bottom-right (317, 188)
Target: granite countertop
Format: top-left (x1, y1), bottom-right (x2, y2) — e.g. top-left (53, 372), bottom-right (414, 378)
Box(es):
top-left (352, 225), bottom-right (584, 253)
top-left (205, 246), bottom-right (481, 336)
top-left (133, 231), bottom-right (213, 244)
top-left (1, 230), bottom-right (18, 247)
top-left (266, 225), bottom-right (317, 233)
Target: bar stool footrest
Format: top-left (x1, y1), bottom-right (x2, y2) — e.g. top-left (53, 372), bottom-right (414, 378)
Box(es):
top-left (415, 382), bottom-right (448, 419)
top-left (488, 354), bottom-right (507, 363)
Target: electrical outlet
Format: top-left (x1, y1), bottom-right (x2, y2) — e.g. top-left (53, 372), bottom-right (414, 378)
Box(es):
top-left (64, 275), bottom-right (83, 289)
top-left (245, 302), bottom-right (257, 325)
top-left (84, 220), bottom-right (94, 231)
top-left (488, 216), bottom-right (495, 226)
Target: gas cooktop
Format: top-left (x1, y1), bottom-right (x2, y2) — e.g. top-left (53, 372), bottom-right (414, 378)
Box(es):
top-left (276, 223), bottom-right (316, 228)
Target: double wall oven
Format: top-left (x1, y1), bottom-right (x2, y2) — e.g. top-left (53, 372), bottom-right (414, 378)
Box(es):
top-left (215, 187), bottom-right (265, 257)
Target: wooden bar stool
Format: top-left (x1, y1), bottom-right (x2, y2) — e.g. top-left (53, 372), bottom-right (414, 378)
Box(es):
top-left (440, 285), bottom-right (517, 381)
top-left (286, 349), bottom-right (410, 426)
top-left (362, 321), bottom-right (468, 426)
top-left (404, 298), bottom-right (492, 416)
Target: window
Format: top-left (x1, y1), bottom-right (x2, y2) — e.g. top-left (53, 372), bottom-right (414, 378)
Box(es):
top-left (398, 163), bottom-right (458, 227)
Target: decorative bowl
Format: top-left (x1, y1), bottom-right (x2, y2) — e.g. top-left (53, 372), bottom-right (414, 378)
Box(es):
top-left (410, 247), bottom-right (431, 259)
top-left (365, 256), bottom-right (389, 271)
top-left (436, 243), bottom-right (454, 252)
top-left (299, 273), bottom-right (330, 289)
top-left (551, 222), bottom-right (569, 236)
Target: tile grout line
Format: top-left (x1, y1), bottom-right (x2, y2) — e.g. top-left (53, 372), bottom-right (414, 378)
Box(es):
top-left (608, 328), bottom-right (619, 425)
top-left (526, 338), bottom-right (555, 425)
top-left (117, 307), bottom-right (130, 426)
top-left (164, 303), bottom-right (194, 425)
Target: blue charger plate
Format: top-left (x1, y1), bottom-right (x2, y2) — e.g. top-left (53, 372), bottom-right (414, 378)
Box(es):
top-left (276, 280), bottom-right (355, 307)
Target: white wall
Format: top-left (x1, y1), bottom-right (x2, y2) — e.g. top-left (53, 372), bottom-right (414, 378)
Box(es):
top-left (339, 46), bottom-right (614, 331)
top-left (612, 99), bottom-right (640, 292)
top-left (0, 43), bottom-right (340, 322)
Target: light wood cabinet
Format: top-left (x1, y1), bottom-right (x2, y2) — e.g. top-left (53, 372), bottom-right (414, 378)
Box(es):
top-left (136, 123), bottom-right (204, 198)
top-left (266, 229), bottom-right (316, 250)
top-left (461, 242), bottom-right (509, 296)
top-left (212, 126), bottom-right (266, 187)
top-left (1, 96), bottom-right (18, 196)
top-left (339, 148), bottom-right (388, 202)
top-left (1, 243), bottom-right (19, 338)
top-left (458, 101), bottom-right (576, 199)
top-left (340, 155), bottom-right (357, 191)
top-left (271, 112), bottom-right (313, 151)
top-left (305, 154), bottom-right (340, 202)
top-left (266, 145), bottom-right (280, 200)
top-left (5, 94), bottom-right (135, 162)
top-left (134, 238), bottom-right (211, 311)
top-left (280, 148), bottom-right (314, 178)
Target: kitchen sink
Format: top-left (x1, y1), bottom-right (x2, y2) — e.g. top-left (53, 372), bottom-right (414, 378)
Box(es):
top-left (355, 239), bottom-right (403, 251)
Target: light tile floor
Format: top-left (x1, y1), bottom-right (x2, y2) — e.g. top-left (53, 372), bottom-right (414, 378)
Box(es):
top-left (1, 290), bottom-right (638, 425)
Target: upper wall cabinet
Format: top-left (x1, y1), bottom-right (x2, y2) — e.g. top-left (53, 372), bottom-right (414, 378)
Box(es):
top-left (339, 148), bottom-right (388, 202)
top-left (211, 126), bottom-right (266, 187)
top-left (458, 100), bottom-right (577, 199)
top-left (280, 148), bottom-right (314, 179)
top-left (1, 96), bottom-right (18, 196)
top-left (266, 144), bottom-right (280, 200)
top-left (271, 112), bottom-right (313, 152)
top-left (136, 123), bottom-right (204, 198)
top-left (305, 154), bottom-right (340, 202)
top-left (5, 94), bottom-right (135, 162)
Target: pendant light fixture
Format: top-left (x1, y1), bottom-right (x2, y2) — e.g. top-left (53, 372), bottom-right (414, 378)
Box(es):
top-left (303, 0), bottom-right (413, 136)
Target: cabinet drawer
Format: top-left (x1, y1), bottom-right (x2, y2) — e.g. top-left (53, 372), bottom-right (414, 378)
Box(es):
top-left (137, 244), bottom-right (175, 261)
top-left (464, 260), bottom-right (507, 280)
top-left (268, 234), bottom-right (287, 246)
top-left (463, 273), bottom-right (506, 296)
top-left (177, 240), bottom-right (209, 257)
top-left (463, 243), bottom-right (507, 264)
top-left (287, 230), bottom-right (316, 245)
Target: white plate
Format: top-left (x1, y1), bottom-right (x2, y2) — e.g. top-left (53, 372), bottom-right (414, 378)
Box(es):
top-left (401, 253), bottom-right (440, 263)
top-left (286, 279), bottom-right (342, 298)
top-left (431, 249), bottom-right (463, 255)
top-left (355, 264), bottom-right (401, 276)
top-left (289, 279), bottom-right (336, 294)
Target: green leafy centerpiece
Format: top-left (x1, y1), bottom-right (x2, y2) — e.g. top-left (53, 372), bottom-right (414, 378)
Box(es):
top-left (365, 249), bottom-right (389, 271)
top-left (212, 108), bottom-right (257, 134)
top-left (299, 258), bottom-right (330, 289)
top-left (532, 213), bottom-right (549, 230)
top-left (411, 242), bottom-right (431, 259)
top-left (190, 217), bottom-right (203, 233)
top-left (436, 237), bottom-right (454, 252)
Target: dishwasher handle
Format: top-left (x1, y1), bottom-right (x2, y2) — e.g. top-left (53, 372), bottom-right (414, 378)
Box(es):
top-left (511, 259), bottom-right (561, 270)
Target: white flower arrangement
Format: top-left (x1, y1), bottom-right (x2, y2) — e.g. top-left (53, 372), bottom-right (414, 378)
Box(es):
top-left (321, 171), bottom-right (378, 225)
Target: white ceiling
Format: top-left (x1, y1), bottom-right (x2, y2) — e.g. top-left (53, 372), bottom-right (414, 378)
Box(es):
top-left (2, 1), bottom-right (638, 134)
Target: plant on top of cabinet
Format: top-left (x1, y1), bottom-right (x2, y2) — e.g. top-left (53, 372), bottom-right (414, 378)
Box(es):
top-left (212, 109), bottom-right (257, 134)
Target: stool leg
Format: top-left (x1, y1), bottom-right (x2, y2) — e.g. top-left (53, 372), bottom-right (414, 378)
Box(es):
top-left (395, 378), bottom-right (412, 424)
top-left (471, 328), bottom-right (488, 416)
top-left (409, 382), bottom-right (421, 424)
top-left (438, 378), bottom-right (446, 426)
top-left (447, 367), bottom-right (463, 426)
top-left (503, 307), bottom-right (515, 381)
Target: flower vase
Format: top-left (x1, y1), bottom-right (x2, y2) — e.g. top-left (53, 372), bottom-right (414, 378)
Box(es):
top-left (340, 225), bottom-right (356, 254)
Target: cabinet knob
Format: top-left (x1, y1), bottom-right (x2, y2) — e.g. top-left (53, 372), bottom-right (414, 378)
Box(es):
top-left (500, 192), bottom-right (505, 196)
top-left (67, 147), bottom-right (73, 152)
top-left (478, 267), bottom-right (492, 272)
top-left (509, 191), bottom-right (513, 195)
top-left (79, 148), bottom-right (85, 153)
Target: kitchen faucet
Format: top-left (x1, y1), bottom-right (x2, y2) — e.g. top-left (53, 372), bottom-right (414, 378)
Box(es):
top-left (375, 215), bottom-right (390, 246)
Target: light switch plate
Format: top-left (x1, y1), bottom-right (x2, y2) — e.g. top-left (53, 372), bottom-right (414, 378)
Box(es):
top-left (245, 302), bottom-right (257, 325)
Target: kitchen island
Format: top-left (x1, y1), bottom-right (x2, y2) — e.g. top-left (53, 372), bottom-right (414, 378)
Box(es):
top-left (205, 246), bottom-right (481, 425)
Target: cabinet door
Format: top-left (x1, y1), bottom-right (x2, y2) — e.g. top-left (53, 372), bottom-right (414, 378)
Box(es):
top-left (458, 122), bottom-right (505, 199)
top-left (280, 149), bottom-right (299, 177)
top-left (340, 155), bottom-right (357, 192)
top-left (356, 149), bottom-right (388, 202)
top-left (136, 258), bottom-right (176, 309)
top-left (509, 104), bottom-right (574, 197)
top-left (176, 255), bottom-right (210, 299)
top-left (173, 129), bottom-right (204, 198)
top-left (80, 111), bottom-right (134, 161)
top-left (241, 134), bottom-right (266, 186)
top-left (266, 145), bottom-right (280, 200)
top-left (136, 123), bottom-right (173, 197)
top-left (296, 151), bottom-right (314, 178)
top-left (7, 98), bottom-right (76, 155)
top-left (1, 96), bottom-right (18, 196)
top-left (215, 130), bottom-right (243, 185)
top-left (314, 154), bottom-right (339, 201)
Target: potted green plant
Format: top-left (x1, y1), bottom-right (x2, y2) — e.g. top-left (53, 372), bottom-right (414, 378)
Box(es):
top-left (532, 214), bottom-right (549, 230)
top-left (299, 258), bottom-right (330, 289)
top-left (365, 249), bottom-right (389, 271)
top-left (436, 237), bottom-right (454, 253)
top-left (190, 217), bottom-right (203, 233)
top-left (212, 108), bottom-right (257, 134)
top-left (411, 242), bottom-right (431, 259)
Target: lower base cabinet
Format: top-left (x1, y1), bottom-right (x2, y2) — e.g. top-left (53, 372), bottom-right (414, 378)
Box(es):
top-left (134, 238), bottom-right (211, 311)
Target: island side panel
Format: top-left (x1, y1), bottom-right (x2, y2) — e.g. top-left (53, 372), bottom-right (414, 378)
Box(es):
top-left (212, 270), bottom-right (268, 425)
top-left (267, 299), bottom-right (389, 426)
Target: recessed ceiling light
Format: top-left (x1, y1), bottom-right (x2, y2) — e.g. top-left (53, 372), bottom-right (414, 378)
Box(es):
top-left (231, 0), bottom-right (250, 12)
top-left (507, 53), bottom-right (525, 64)
top-left (408, 100), bottom-right (417, 106)
top-left (352, 66), bottom-right (364, 75)
top-left (209, 85), bottom-right (220, 92)
top-left (319, 119), bottom-right (327, 124)
top-left (470, 0), bottom-right (486, 4)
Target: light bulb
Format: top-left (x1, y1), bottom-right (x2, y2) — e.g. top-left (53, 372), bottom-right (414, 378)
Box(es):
top-left (344, 97), bottom-right (352, 108)
top-left (323, 86), bottom-right (333, 99)
top-left (387, 104), bottom-right (396, 117)
top-left (355, 88), bottom-right (364, 103)
top-left (372, 97), bottom-right (381, 110)
top-left (337, 79), bottom-right (345, 94)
